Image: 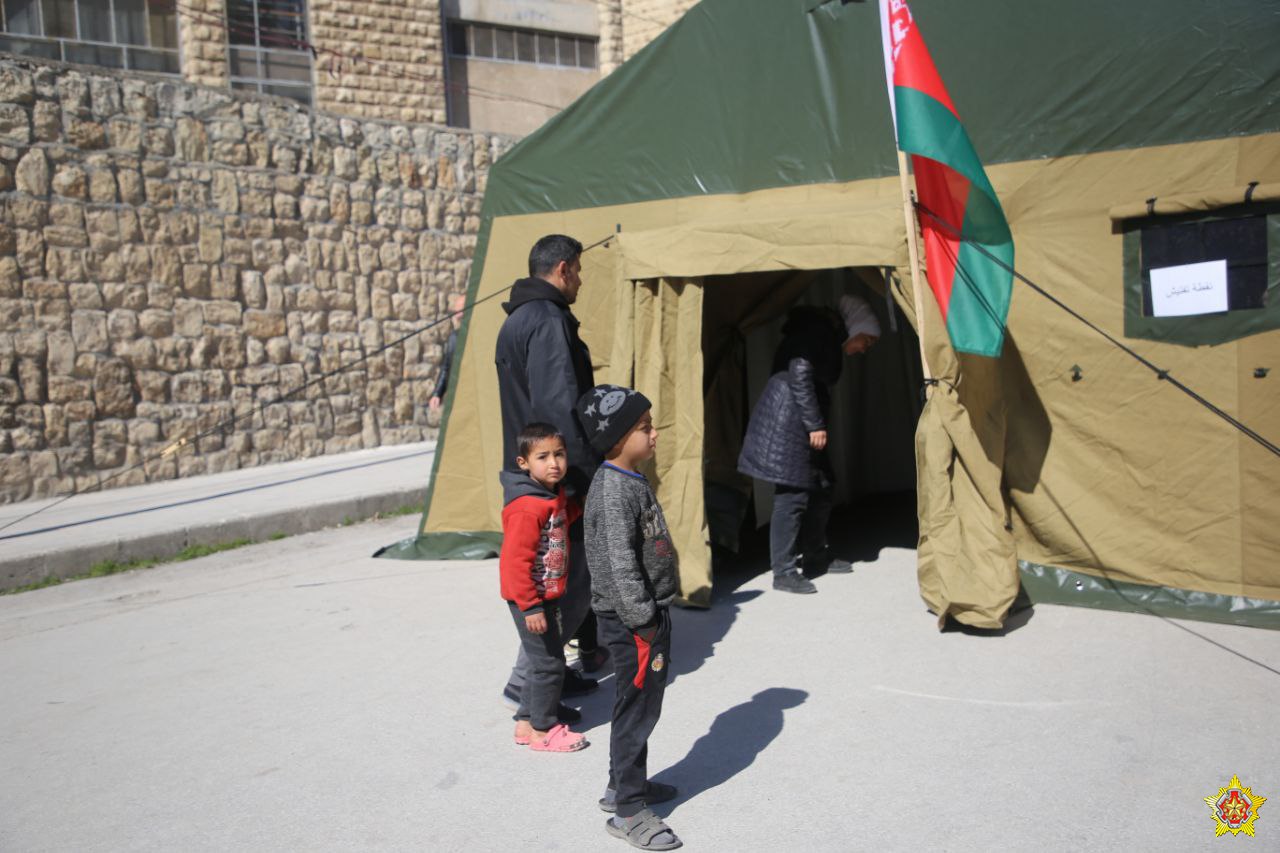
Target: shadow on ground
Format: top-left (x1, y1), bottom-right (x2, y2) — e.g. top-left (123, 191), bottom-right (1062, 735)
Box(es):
top-left (652, 687), bottom-right (808, 816)
top-left (571, 491), bottom-right (921, 734)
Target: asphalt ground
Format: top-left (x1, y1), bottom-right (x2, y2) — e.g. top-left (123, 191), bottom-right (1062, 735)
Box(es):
top-left (2, 498), bottom-right (1277, 851)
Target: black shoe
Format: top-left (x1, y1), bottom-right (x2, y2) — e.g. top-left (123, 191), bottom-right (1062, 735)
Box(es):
top-left (813, 556), bottom-right (853, 574)
top-left (773, 570), bottom-right (817, 594)
top-left (562, 668), bottom-right (599, 697)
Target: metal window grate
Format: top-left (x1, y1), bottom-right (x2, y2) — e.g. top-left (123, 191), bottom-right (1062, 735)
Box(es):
top-left (446, 19), bottom-right (598, 70)
top-left (226, 0), bottom-right (312, 107)
top-left (0, 0), bottom-right (179, 74)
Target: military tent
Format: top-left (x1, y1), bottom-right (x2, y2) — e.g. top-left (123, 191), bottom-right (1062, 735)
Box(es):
top-left (378, 0), bottom-right (1280, 630)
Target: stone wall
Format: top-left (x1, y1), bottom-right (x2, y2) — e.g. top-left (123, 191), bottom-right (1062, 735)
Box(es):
top-left (616, 0), bottom-right (697, 63)
top-left (311, 0), bottom-right (447, 124)
top-left (0, 57), bottom-right (510, 503)
top-left (178, 0), bottom-right (231, 89)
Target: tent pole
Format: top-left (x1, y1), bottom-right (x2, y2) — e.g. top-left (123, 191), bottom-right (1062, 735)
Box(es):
top-left (896, 150), bottom-right (934, 397)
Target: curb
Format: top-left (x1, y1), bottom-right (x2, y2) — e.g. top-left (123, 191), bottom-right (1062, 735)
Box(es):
top-left (1, 486), bottom-right (424, 592)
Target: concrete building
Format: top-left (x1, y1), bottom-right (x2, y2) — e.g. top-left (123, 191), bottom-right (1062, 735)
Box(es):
top-left (0, 0), bottom-right (695, 135)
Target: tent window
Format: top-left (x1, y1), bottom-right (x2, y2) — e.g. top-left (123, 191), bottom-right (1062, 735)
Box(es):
top-left (1121, 204), bottom-right (1280, 347)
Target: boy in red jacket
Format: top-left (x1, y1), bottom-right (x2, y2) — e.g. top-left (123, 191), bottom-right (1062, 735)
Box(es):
top-left (499, 422), bottom-right (589, 752)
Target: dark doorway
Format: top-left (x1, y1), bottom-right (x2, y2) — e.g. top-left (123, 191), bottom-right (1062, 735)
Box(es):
top-left (702, 267), bottom-right (923, 577)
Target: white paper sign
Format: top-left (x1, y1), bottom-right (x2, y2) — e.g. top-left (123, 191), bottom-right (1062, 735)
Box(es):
top-left (1150, 259), bottom-right (1229, 317)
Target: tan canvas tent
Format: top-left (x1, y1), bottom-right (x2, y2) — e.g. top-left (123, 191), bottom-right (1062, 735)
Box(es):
top-left (379, 0), bottom-right (1280, 630)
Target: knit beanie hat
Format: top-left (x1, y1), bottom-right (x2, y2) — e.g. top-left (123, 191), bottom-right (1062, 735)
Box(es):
top-left (838, 293), bottom-right (881, 341)
top-left (576, 384), bottom-right (652, 456)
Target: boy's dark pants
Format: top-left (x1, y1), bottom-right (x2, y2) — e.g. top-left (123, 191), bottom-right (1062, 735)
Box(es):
top-left (770, 484), bottom-right (833, 576)
top-left (507, 602), bottom-right (566, 731)
top-left (597, 607), bottom-right (672, 818)
top-left (505, 522), bottom-right (591, 697)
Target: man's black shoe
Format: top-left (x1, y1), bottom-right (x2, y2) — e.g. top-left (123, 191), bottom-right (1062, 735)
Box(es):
top-left (773, 570), bottom-right (817, 594)
top-left (562, 668), bottom-right (599, 697)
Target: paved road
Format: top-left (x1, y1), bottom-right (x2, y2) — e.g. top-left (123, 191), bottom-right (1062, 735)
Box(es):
top-left (2, 515), bottom-right (1278, 851)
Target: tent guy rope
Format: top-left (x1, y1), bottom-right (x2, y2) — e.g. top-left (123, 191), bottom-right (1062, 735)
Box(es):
top-left (914, 201), bottom-right (1280, 461)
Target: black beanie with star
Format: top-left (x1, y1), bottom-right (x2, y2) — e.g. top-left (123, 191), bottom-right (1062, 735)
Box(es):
top-left (575, 384), bottom-right (653, 456)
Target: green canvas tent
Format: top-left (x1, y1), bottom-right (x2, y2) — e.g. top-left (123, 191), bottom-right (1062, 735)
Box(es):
top-left (379, 0), bottom-right (1280, 629)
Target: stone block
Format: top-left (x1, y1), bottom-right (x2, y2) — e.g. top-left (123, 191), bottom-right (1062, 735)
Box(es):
top-left (32, 101), bottom-right (59, 143)
top-left (0, 102), bottom-right (30, 145)
top-left (203, 300), bottom-right (242, 325)
top-left (115, 337), bottom-right (156, 370)
top-left (106, 118), bottom-right (142, 152)
top-left (47, 375), bottom-right (91, 403)
top-left (117, 169), bottom-right (144, 204)
top-left (172, 371), bottom-right (204, 403)
top-left (174, 300), bottom-right (204, 337)
top-left (70, 310), bottom-right (108, 352)
top-left (67, 117), bottom-right (107, 149)
top-left (138, 308), bottom-right (173, 337)
top-left (93, 420), bottom-right (127, 469)
top-left (0, 65), bottom-right (35, 104)
top-left (68, 283), bottom-right (103, 310)
top-left (243, 309), bottom-right (286, 339)
top-left (93, 358), bottom-right (135, 418)
top-left (14, 148), bottom-right (49, 196)
top-left (136, 370), bottom-right (169, 402)
top-left (46, 329), bottom-right (76, 376)
top-left (88, 169), bottom-right (118, 204)
top-left (107, 308), bottom-right (139, 339)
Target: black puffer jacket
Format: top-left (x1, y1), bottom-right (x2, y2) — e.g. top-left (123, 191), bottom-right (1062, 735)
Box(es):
top-left (495, 277), bottom-right (599, 497)
top-left (738, 307), bottom-right (844, 489)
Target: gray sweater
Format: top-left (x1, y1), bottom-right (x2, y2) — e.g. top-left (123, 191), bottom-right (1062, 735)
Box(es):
top-left (584, 463), bottom-right (678, 629)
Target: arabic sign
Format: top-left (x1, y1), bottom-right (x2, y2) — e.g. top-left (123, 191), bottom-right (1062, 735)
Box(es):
top-left (1150, 259), bottom-right (1228, 317)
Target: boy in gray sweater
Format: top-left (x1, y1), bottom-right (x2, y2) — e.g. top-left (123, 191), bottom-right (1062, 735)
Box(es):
top-left (576, 384), bottom-right (682, 851)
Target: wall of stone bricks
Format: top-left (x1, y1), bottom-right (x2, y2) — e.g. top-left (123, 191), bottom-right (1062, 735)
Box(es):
top-left (178, 0), bottom-right (231, 89)
top-left (0, 57), bottom-right (510, 503)
top-left (615, 0), bottom-right (697, 63)
top-left (310, 0), bottom-right (447, 125)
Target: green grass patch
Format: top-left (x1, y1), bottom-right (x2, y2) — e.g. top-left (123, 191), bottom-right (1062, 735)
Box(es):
top-left (4, 537), bottom-right (258, 596)
top-left (4, 505), bottom-right (421, 596)
top-left (379, 504), bottom-right (420, 518)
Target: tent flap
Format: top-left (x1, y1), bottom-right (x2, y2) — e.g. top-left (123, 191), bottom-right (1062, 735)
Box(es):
top-left (914, 385), bottom-right (1018, 630)
top-left (632, 278), bottom-right (712, 608)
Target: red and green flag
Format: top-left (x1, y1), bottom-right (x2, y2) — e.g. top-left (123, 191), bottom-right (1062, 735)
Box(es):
top-left (880, 0), bottom-right (1013, 358)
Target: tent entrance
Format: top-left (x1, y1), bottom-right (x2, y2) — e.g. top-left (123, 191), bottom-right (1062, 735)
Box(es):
top-left (702, 266), bottom-right (924, 563)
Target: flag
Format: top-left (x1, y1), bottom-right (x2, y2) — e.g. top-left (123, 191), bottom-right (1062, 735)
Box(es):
top-left (880, 0), bottom-right (1013, 358)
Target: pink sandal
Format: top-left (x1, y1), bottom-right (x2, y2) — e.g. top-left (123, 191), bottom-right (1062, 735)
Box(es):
top-left (529, 724), bottom-right (588, 752)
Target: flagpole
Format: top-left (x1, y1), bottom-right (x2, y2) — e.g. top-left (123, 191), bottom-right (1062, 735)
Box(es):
top-left (896, 150), bottom-right (934, 396)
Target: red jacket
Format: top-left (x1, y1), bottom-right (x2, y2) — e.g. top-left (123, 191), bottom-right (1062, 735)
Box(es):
top-left (499, 471), bottom-right (582, 613)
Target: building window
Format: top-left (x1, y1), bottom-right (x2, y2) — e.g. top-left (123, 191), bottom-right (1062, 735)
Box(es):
top-left (447, 20), bottom-right (597, 70)
top-left (226, 0), bottom-right (311, 107)
top-left (0, 0), bottom-right (180, 74)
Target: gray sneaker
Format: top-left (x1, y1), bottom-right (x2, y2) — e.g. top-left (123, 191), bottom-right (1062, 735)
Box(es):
top-left (772, 570), bottom-right (817, 594)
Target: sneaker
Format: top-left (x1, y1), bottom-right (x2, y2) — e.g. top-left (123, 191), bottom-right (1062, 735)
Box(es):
top-left (824, 557), bottom-right (854, 574)
top-left (562, 668), bottom-right (599, 697)
top-left (579, 647), bottom-right (610, 674)
top-left (773, 570), bottom-right (817, 594)
top-left (806, 555), bottom-right (853, 575)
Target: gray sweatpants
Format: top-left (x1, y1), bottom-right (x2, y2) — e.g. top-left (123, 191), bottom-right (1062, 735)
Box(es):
top-left (504, 531), bottom-right (591, 697)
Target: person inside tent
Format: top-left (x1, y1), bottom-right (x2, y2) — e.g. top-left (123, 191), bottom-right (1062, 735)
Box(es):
top-left (737, 293), bottom-right (880, 595)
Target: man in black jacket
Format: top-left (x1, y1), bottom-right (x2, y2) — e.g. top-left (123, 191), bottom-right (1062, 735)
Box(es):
top-left (496, 234), bottom-right (602, 711)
